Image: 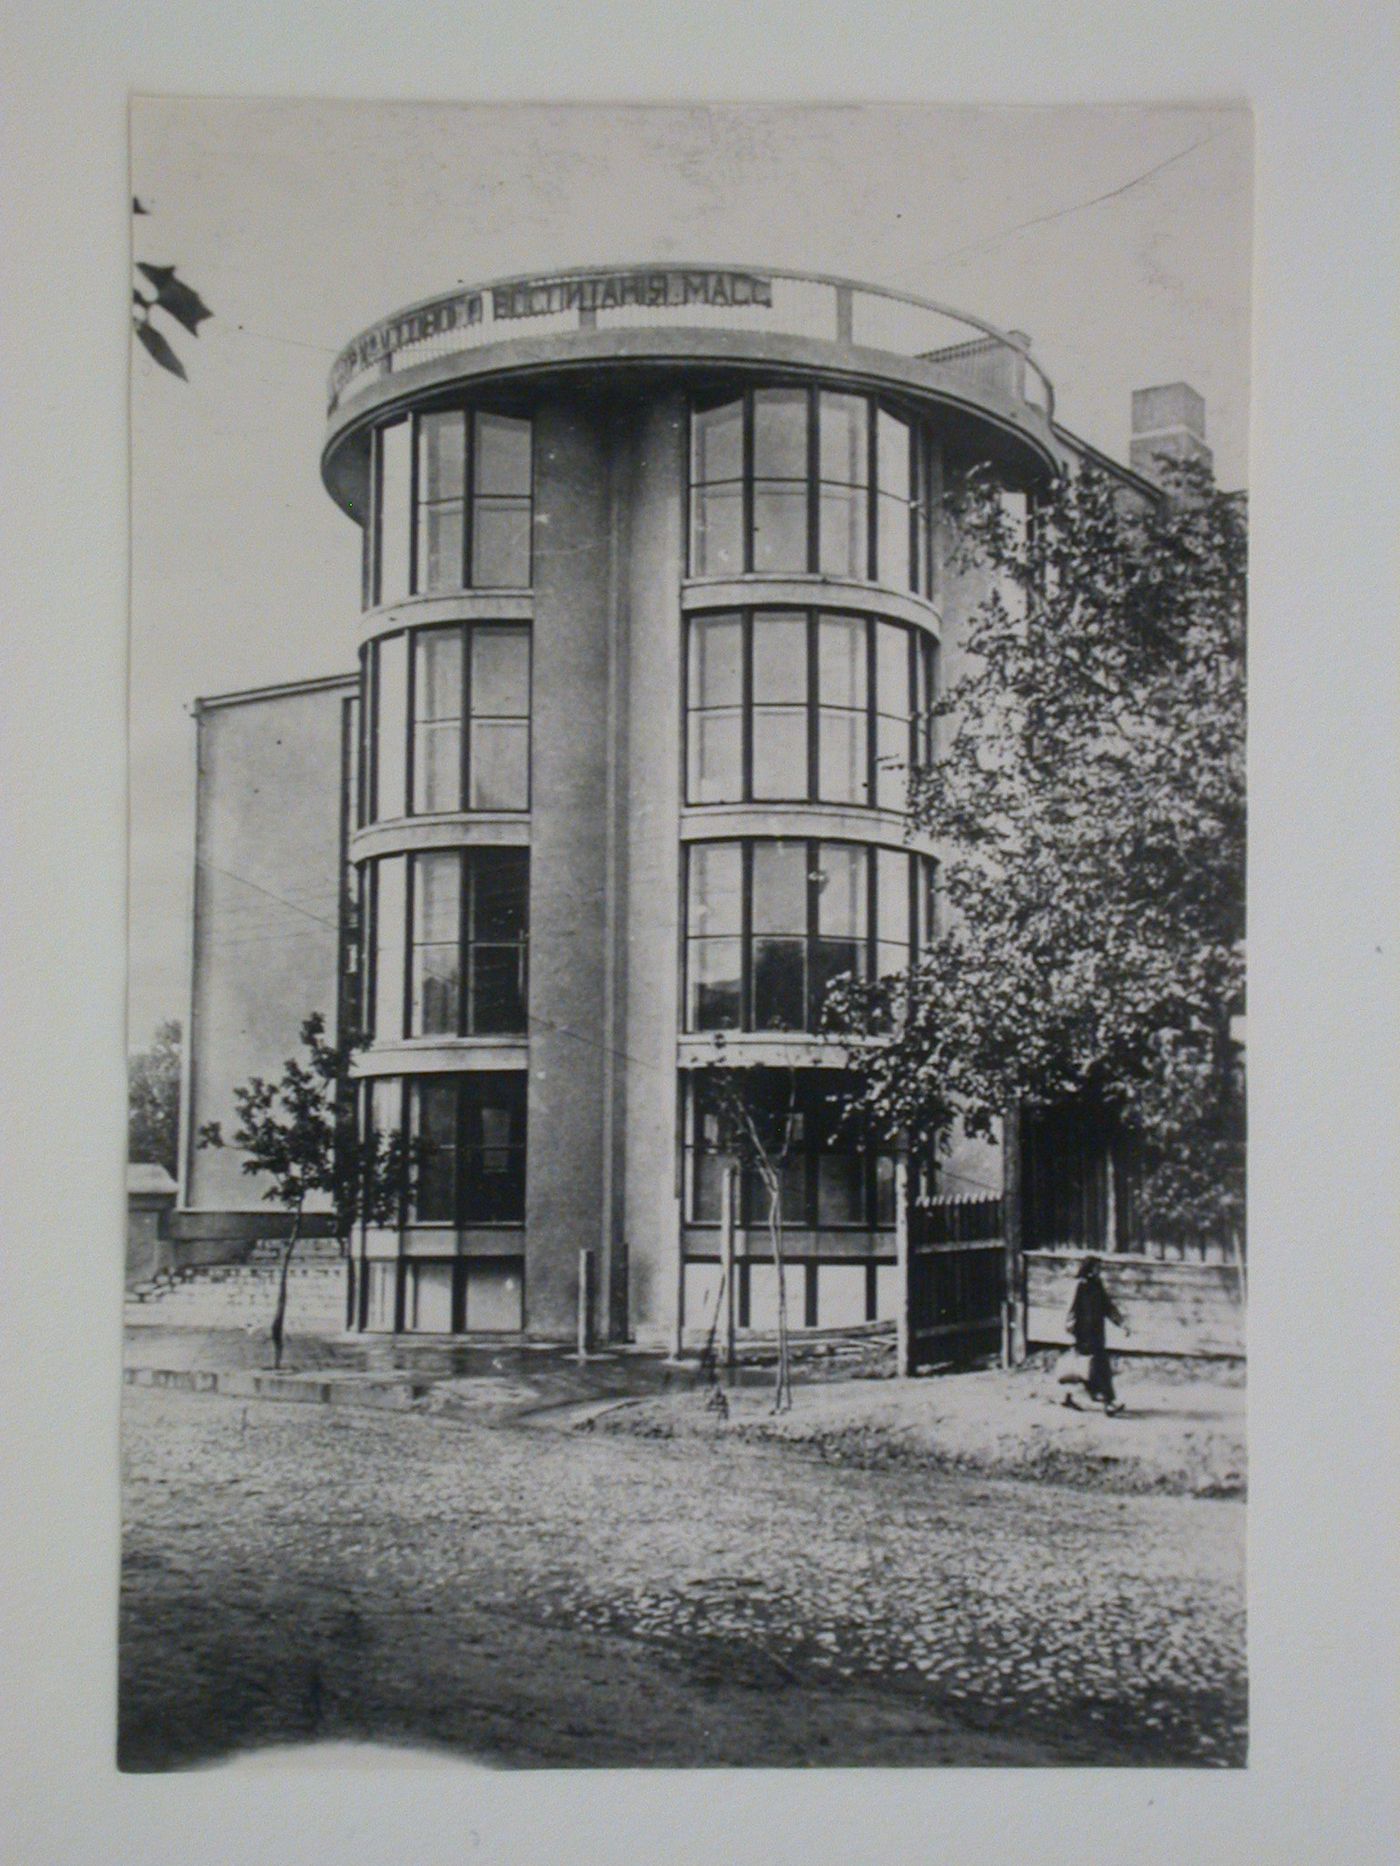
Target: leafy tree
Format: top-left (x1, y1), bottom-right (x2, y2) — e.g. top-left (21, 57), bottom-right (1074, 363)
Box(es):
top-left (128, 1018), bottom-right (182, 1179)
top-left (198, 1014), bottom-right (415, 1367)
top-left (831, 459), bottom-right (1246, 1250)
top-left (132, 197), bottom-right (213, 381)
top-left (693, 1045), bottom-right (800, 1413)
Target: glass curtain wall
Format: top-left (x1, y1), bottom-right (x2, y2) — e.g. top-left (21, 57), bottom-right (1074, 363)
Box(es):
top-left (686, 609), bottom-right (935, 809)
top-left (368, 408), bottom-right (532, 606)
top-left (690, 388), bottom-right (929, 592)
top-left (684, 838), bottom-right (933, 1033)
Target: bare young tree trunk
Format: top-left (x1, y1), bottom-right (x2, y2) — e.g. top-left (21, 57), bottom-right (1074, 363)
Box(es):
top-left (270, 1198), bottom-right (304, 1370)
top-left (765, 1171), bottom-right (792, 1415)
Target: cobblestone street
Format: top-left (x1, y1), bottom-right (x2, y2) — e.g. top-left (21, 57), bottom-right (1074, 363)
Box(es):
top-left (120, 1386), bottom-right (1246, 1770)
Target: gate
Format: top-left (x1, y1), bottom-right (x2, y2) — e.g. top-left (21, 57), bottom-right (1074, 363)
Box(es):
top-left (906, 1193), bottom-right (1005, 1370)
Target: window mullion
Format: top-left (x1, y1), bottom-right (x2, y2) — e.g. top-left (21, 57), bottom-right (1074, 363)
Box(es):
top-left (806, 609), bottom-right (818, 802)
top-left (806, 387), bottom-right (819, 574)
top-left (403, 854), bottom-right (415, 1039)
top-left (454, 1074), bottom-right (469, 1231)
top-left (371, 429), bottom-right (383, 608)
top-left (468, 854), bottom-right (481, 1044)
top-left (806, 837), bottom-right (819, 1033)
top-left (368, 643), bottom-right (380, 823)
top-left (397, 1078), bottom-right (409, 1231)
top-left (464, 414), bottom-right (475, 592)
top-left (684, 398), bottom-right (693, 576)
top-left (910, 626), bottom-right (922, 794)
top-left (741, 840), bottom-right (753, 1032)
top-left (461, 623), bottom-right (473, 812)
top-left (408, 415), bottom-right (420, 597)
top-left (367, 649), bottom-right (378, 824)
top-left (866, 398), bottom-right (878, 582)
top-left (741, 610), bottom-right (754, 802)
top-left (742, 394), bottom-right (755, 575)
top-left (865, 616), bottom-right (877, 806)
top-left (908, 420), bottom-right (918, 593)
top-left (405, 629), bottom-right (417, 817)
top-left (808, 1079), bottom-right (821, 1234)
top-left (867, 843), bottom-right (878, 986)
top-left (365, 860), bottom-right (377, 1037)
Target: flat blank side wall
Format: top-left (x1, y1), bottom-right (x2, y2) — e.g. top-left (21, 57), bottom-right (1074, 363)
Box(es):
top-left (185, 686), bottom-right (351, 1212)
top-left (1026, 1253), bottom-right (1246, 1358)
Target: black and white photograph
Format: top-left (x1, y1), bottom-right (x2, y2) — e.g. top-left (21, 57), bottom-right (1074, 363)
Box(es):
top-left (117, 98), bottom-right (1253, 1773)
top-left (5, 20), bottom-right (1399, 1851)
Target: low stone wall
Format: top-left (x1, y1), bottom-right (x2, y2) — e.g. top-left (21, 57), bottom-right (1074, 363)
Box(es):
top-left (125, 1261), bottom-right (349, 1335)
top-left (1025, 1251), bottom-right (1246, 1359)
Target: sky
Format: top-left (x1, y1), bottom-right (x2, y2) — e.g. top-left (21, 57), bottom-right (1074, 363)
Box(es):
top-left (128, 99), bottom-right (1252, 1047)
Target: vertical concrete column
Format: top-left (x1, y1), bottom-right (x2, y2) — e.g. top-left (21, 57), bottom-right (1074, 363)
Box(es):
top-left (525, 399), bottom-right (613, 1336)
top-left (617, 392), bottom-right (686, 1344)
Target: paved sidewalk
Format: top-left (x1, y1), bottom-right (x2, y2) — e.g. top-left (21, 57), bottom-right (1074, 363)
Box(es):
top-left (122, 1325), bottom-right (703, 1421)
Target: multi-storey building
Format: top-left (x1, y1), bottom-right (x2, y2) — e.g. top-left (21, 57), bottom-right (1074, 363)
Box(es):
top-left (180, 263), bottom-right (1191, 1344)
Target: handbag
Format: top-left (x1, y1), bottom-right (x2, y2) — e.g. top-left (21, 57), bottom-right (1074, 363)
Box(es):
top-left (1055, 1348), bottom-right (1093, 1386)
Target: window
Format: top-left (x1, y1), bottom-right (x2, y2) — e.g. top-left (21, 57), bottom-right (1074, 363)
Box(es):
top-left (685, 1068), bottom-right (896, 1230)
top-left (416, 410), bottom-right (467, 592)
top-left (875, 409), bottom-right (915, 588)
top-left (750, 611), bottom-right (808, 800)
top-left (412, 627), bottom-right (464, 814)
top-left (751, 840), bottom-right (808, 1030)
top-left (402, 1072), bottom-right (527, 1224)
top-left (874, 620), bottom-right (913, 811)
top-left (364, 624), bottom-right (530, 825)
top-left (686, 611), bottom-right (742, 803)
top-left (688, 388), bottom-right (933, 593)
top-left (368, 408), bottom-right (532, 606)
top-left (685, 842), bottom-right (742, 1031)
top-left (410, 850), bottom-right (461, 1035)
top-left (818, 392), bottom-right (868, 579)
top-left (368, 848), bottom-right (529, 1041)
top-left (468, 627), bottom-right (530, 810)
top-left (460, 1072), bottom-right (527, 1222)
top-left (817, 611), bottom-right (869, 804)
top-left (376, 418), bottom-right (412, 605)
top-left (751, 389), bottom-right (809, 573)
top-left (684, 608), bottom-right (935, 810)
top-left (684, 838), bottom-right (932, 1033)
top-left (370, 855), bottom-right (407, 1042)
top-left (372, 633), bottom-right (409, 821)
top-left (689, 396), bottom-right (743, 576)
top-left (412, 1076), bottom-right (459, 1221)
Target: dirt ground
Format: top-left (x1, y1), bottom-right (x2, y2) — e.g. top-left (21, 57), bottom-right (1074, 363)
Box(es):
top-left (119, 1382), bottom-right (1246, 1771)
top-left (587, 1354), bottom-right (1246, 1498)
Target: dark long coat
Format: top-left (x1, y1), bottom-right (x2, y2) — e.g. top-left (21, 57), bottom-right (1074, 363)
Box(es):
top-left (1067, 1272), bottom-right (1123, 1356)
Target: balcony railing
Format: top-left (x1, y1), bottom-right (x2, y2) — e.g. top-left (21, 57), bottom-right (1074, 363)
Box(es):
top-left (327, 263), bottom-right (1055, 422)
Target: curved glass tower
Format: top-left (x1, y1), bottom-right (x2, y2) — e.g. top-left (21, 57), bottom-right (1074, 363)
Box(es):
top-left (320, 264), bottom-right (1058, 1342)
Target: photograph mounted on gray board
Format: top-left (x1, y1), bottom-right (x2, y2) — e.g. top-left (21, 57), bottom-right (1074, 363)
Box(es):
top-left (123, 98), bottom-right (1249, 1770)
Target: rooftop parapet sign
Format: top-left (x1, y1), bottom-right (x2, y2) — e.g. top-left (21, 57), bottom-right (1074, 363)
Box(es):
top-left (327, 263), bottom-right (1054, 422)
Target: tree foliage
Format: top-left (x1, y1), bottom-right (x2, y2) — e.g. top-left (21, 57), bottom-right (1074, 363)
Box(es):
top-left (128, 1018), bottom-right (182, 1179)
top-left (831, 460), bottom-right (1246, 1245)
top-left (132, 199), bottom-right (213, 382)
top-left (199, 1014), bottom-right (415, 1365)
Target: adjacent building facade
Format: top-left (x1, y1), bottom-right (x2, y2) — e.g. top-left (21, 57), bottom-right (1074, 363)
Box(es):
top-left (181, 263), bottom-right (1184, 1346)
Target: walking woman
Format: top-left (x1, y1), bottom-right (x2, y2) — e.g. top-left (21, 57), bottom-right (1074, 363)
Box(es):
top-left (1063, 1255), bottom-right (1131, 1414)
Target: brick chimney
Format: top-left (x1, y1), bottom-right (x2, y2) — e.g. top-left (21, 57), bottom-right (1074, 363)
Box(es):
top-left (1130, 382), bottom-right (1212, 484)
